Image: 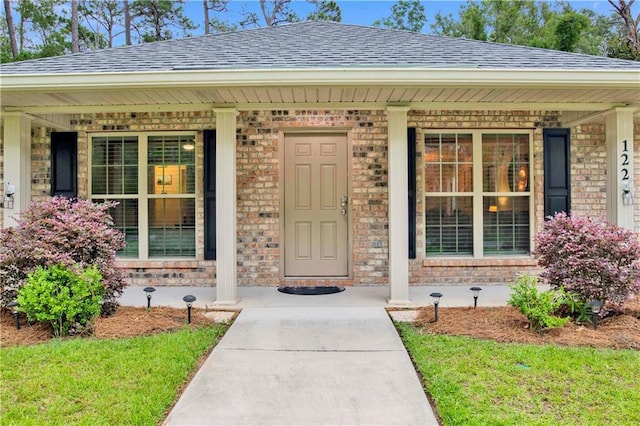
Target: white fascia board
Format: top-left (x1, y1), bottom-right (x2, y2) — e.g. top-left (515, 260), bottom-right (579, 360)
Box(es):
top-left (1, 68), bottom-right (639, 91)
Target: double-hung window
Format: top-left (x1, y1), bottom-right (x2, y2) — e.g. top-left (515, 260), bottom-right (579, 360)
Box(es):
top-left (424, 130), bottom-right (532, 257)
top-left (90, 133), bottom-right (196, 259)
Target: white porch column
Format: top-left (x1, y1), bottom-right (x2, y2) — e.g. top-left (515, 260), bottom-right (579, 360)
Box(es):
top-left (386, 106), bottom-right (411, 305)
top-left (605, 107), bottom-right (635, 231)
top-left (3, 112), bottom-right (32, 228)
top-left (214, 108), bottom-right (239, 305)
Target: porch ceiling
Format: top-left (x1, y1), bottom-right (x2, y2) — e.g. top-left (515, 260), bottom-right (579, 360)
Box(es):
top-left (2, 84), bottom-right (638, 113)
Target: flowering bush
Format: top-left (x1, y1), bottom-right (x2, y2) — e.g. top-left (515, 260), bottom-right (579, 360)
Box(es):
top-left (535, 212), bottom-right (640, 313)
top-left (17, 264), bottom-right (104, 336)
top-left (0, 197), bottom-right (126, 315)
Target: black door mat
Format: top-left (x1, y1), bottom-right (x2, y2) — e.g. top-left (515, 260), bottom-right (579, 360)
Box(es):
top-left (278, 286), bottom-right (345, 295)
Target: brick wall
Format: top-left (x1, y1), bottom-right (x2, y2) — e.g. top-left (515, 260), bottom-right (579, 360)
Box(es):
top-left (4, 109), bottom-right (638, 287)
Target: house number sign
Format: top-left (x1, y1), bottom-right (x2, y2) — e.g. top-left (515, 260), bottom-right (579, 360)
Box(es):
top-left (621, 139), bottom-right (630, 182)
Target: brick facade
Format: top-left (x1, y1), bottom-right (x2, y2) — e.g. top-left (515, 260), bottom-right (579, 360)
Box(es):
top-left (1, 111), bottom-right (638, 287)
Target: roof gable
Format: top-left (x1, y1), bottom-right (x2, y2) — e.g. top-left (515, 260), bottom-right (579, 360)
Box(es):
top-left (2, 21), bottom-right (639, 75)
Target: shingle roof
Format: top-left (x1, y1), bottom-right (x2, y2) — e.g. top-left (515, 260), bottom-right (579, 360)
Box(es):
top-left (1, 21), bottom-right (639, 75)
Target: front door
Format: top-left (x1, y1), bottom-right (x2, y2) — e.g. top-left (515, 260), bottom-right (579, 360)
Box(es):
top-left (284, 134), bottom-right (349, 277)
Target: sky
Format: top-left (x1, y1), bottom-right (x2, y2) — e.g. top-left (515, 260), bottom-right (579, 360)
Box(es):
top-left (180, 0), bottom-right (634, 32)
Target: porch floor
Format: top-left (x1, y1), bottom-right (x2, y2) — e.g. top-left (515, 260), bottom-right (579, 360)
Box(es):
top-left (118, 284), bottom-right (534, 309)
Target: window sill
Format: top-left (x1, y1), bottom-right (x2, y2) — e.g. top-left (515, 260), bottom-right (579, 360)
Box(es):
top-left (116, 260), bottom-right (201, 269)
top-left (423, 257), bottom-right (537, 267)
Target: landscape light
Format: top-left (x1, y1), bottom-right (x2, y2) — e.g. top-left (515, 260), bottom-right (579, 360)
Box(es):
top-left (143, 287), bottom-right (156, 310)
top-left (470, 286), bottom-right (482, 308)
top-left (7, 301), bottom-right (19, 330)
top-left (588, 300), bottom-right (603, 330)
top-left (429, 292), bottom-right (443, 322)
top-left (183, 295), bottom-right (197, 324)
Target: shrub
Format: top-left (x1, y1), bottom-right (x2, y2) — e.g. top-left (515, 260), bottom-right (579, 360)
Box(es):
top-left (535, 212), bottom-right (640, 313)
top-left (0, 197), bottom-right (126, 315)
top-left (17, 264), bottom-right (105, 336)
top-left (508, 274), bottom-right (569, 331)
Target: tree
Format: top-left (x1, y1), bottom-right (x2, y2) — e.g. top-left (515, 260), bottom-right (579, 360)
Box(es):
top-left (3, 0), bottom-right (18, 59)
top-left (608, 0), bottom-right (640, 59)
top-left (432, 0), bottom-right (609, 55)
top-left (240, 0), bottom-right (300, 27)
top-left (307, 0), bottom-right (341, 22)
top-left (79, 0), bottom-right (121, 49)
top-left (373, 0), bottom-right (426, 32)
top-left (130, 0), bottom-right (195, 42)
top-left (203, 0), bottom-right (235, 34)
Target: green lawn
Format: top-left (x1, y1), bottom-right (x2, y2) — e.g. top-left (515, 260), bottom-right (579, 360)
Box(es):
top-left (0, 325), bottom-right (228, 425)
top-left (397, 322), bottom-right (640, 426)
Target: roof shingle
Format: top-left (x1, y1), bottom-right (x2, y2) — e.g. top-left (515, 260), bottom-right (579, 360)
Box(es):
top-left (1, 21), bottom-right (639, 75)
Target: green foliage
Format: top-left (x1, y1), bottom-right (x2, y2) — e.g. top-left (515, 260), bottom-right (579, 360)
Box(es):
top-left (1, 325), bottom-right (228, 424)
top-left (17, 264), bottom-right (105, 337)
top-left (507, 275), bottom-right (569, 331)
top-left (307, 0), bottom-right (341, 22)
top-left (560, 291), bottom-right (594, 324)
top-left (373, 0), bottom-right (426, 32)
top-left (398, 323), bottom-right (640, 425)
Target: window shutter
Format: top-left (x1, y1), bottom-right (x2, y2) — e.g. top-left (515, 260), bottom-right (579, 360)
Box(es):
top-left (543, 128), bottom-right (571, 218)
top-left (51, 132), bottom-right (78, 198)
top-left (204, 130), bottom-right (217, 260)
top-left (408, 127), bottom-right (417, 259)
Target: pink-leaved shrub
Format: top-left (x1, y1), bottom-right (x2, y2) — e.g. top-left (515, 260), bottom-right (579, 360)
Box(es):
top-left (0, 197), bottom-right (126, 315)
top-left (534, 212), bottom-right (640, 313)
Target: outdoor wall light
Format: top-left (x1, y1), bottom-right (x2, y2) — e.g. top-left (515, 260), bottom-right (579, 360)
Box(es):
top-left (143, 287), bottom-right (156, 310)
top-left (429, 292), bottom-right (443, 322)
top-left (588, 300), bottom-right (603, 330)
top-left (470, 286), bottom-right (482, 308)
top-left (183, 295), bottom-right (196, 324)
top-left (7, 301), bottom-right (19, 330)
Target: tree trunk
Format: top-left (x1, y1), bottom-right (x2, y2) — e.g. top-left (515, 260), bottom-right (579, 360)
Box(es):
top-left (71, 0), bottom-right (79, 53)
top-left (3, 0), bottom-right (19, 59)
top-left (153, 0), bottom-right (161, 40)
top-left (203, 0), bottom-right (210, 34)
top-left (124, 0), bottom-right (132, 45)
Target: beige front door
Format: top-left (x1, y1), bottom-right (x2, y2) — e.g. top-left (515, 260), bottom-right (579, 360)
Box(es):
top-left (284, 134), bottom-right (349, 277)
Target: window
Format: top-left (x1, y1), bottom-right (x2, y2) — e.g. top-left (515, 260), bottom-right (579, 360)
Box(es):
top-left (424, 131), bottom-right (532, 257)
top-left (90, 133), bottom-right (196, 259)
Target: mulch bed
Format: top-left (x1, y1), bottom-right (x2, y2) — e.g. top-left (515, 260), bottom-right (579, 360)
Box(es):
top-left (0, 307), bottom-right (223, 347)
top-left (416, 297), bottom-right (640, 350)
top-left (2, 297), bottom-right (639, 350)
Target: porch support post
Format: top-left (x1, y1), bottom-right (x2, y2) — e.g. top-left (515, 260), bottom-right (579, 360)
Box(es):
top-left (3, 112), bottom-right (32, 228)
top-left (214, 108), bottom-right (239, 305)
top-left (605, 107), bottom-right (635, 231)
top-left (386, 106), bottom-right (411, 305)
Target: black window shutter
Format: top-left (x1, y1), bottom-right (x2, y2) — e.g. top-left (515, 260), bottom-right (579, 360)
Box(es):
top-left (204, 130), bottom-right (216, 260)
top-left (543, 128), bottom-right (571, 218)
top-left (51, 132), bottom-right (77, 198)
top-left (408, 127), bottom-right (417, 259)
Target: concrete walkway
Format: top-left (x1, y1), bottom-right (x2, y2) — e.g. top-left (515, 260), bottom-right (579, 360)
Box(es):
top-left (163, 306), bottom-right (439, 425)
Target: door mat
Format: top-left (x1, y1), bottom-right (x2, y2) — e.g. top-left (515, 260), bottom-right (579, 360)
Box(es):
top-left (277, 286), bottom-right (345, 295)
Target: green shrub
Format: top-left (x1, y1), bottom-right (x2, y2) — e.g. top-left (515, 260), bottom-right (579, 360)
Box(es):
top-left (508, 275), bottom-right (569, 331)
top-left (17, 264), bottom-right (105, 337)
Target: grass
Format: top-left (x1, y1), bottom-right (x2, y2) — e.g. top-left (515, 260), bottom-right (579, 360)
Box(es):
top-left (397, 322), bottom-right (640, 426)
top-left (0, 325), bottom-right (228, 425)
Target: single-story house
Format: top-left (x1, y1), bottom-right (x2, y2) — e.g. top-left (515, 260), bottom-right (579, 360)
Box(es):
top-left (1, 21), bottom-right (638, 305)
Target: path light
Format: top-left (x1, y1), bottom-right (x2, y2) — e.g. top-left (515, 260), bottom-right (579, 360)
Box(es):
top-left (7, 301), bottom-right (19, 330)
top-left (183, 295), bottom-right (196, 324)
top-left (470, 286), bottom-right (482, 308)
top-left (143, 287), bottom-right (156, 310)
top-left (588, 300), bottom-right (603, 330)
top-left (429, 292), bottom-right (443, 322)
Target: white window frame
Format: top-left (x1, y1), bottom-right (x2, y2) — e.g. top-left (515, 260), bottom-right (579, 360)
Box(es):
top-left (423, 129), bottom-right (534, 258)
top-left (88, 131), bottom-right (197, 260)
